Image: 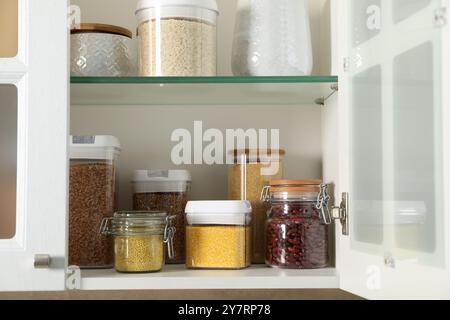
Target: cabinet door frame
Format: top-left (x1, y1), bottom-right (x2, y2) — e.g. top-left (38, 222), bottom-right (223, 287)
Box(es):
top-left (0, 0), bottom-right (69, 291)
top-left (334, 0), bottom-right (450, 299)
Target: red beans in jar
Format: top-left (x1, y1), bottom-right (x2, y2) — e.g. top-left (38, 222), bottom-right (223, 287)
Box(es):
top-left (262, 180), bottom-right (330, 269)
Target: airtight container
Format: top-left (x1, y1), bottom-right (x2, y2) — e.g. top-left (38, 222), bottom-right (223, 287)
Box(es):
top-left (101, 211), bottom-right (175, 273)
top-left (132, 170), bottom-right (191, 264)
top-left (69, 135), bottom-right (121, 269)
top-left (261, 180), bottom-right (330, 269)
top-left (185, 201), bottom-right (252, 270)
top-left (135, 0), bottom-right (219, 76)
top-left (71, 23), bottom-right (134, 76)
top-left (232, 0), bottom-right (313, 76)
top-left (228, 149), bottom-right (285, 264)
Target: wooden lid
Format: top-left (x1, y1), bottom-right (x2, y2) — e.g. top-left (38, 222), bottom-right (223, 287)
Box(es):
top-left (230, 149), bottom-right (286, 157)
top-left (269, 180), bottom-right (322, 193)
top-left (71, 23), bottom-right (133, 38)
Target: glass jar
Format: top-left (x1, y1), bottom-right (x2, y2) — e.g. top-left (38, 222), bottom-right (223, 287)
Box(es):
top-left (231, 0), bottom-right (313, 76)
top-left (262, 180), bottom-right (330, 269)
top-left (69, 136), bottom-right (121, 269)
top-left (185, 201), bottom-right (252, 270)
top-left (101, 211), bottom-right (175, 273)
top-left (135, 0), bottom-right (219, 76)
top-left (132, 170), bottom-right (191, 264)
top-left (228, 149), bottom-right (285, 264)
top-left (71, 23), bottom-right (134, 76)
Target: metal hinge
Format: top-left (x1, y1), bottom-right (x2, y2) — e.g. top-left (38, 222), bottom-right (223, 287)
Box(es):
top-left (317, 185), bottom-right (349, 236)
top-left (66, 266), bottom-right (81, 290)
top-left (331, 192), bottom-right (349, 236)
top-left (434, 7), bottom-right (447, 27)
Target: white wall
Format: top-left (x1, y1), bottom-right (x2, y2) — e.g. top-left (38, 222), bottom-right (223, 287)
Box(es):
top-left (70, 0), bottom-right (331, 210)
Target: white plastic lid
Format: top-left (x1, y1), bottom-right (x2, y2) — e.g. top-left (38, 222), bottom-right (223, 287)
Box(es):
top-left (133, 170), bottom-right (191, 182)
top-left (70, 135), bottom-right (121, 160)
top-left (136, 0), bottom-right (219, 13)
top-left (186, 201), bottom-right (252, 225)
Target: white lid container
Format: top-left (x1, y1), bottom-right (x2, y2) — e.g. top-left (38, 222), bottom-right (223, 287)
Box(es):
top-left (70, 135), bottom-right (121, 161)
top-left (186, 201), bottom-right (252, 226)
top-left (133, 169), bottom-right (191, 193)
top-left (136, 0), bottom-right (219, 24)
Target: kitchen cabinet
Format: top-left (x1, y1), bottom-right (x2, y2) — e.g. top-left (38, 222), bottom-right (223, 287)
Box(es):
top-left (0, 0), bottom-right (449, 299)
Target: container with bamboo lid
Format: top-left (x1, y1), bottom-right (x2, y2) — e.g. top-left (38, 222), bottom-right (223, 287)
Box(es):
top-left (71, 23), bottom-right (135, 76)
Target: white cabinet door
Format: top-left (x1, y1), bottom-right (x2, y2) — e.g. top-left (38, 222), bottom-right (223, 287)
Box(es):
top-left (334, 0), bottom-right (450, 299)
top-left (0, 0), bottom-right (69, 291)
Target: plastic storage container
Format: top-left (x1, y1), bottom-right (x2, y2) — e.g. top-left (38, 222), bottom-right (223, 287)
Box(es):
top-left (232, 0), bottom-right (313, 76)
top-left (101, 211), bottom-right (175, 273)
top-left (69, 135), bottom-right (121, 268)
top-left (135, 0), bottom-right (219, 76)
top-left (228, 149), bottom-right (284, 264)
top-left (132, 170), bottom-right (191, 264)
top-left (185, 201), bottom-right (252, 269)
top-left (71, 23), bottom-right (134, 76)
top-left (261, 180), bottom-right (330, 269)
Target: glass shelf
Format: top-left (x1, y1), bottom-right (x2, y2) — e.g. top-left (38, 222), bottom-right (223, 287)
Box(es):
top-left (71, 76), bottom-right (338, 106)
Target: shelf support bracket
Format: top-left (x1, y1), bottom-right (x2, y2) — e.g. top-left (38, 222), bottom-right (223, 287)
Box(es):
top-left (315, 83), bottom-right (339, 106)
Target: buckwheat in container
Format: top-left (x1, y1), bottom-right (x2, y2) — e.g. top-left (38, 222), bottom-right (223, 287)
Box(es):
top-left (136, 0), bottom-right (219, 76)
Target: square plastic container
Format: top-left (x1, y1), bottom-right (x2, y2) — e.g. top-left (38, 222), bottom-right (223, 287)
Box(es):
top-left (185, 201), bottom-right (252, 270)
top-left (132, 170), bottom-right (191, 264)
top-left (69, 135), bottom-right (121, 269)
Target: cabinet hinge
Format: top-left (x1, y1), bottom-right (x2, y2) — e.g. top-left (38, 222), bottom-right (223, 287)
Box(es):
top-left (331, 192), bottom-right (349, 236)
top-left (317, 185), bottom-right (349, 236)
top-left (66, 266), bottom-right (81, 290)
top-left (434, 7), bottom-right (447, 27)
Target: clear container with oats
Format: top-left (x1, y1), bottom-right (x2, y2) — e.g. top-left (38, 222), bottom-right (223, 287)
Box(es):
top-left (185, 201), bottom-right (252, 270)
top-left (135, 0), bottom-right (219, 76)
top-left (69, 136), bottom-right (121, 269)
top-left (228, 149), bottom-right (285, 264)
top-left (101, 211), bottom-right (175, 273)
top-left (132, 169), bottom-right (191, 264)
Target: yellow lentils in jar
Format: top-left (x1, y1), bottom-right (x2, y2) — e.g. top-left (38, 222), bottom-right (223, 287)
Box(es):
top-left (185, 201), bottom-right (252, 270)
top-left (101, 211), bottom-right (175, 273)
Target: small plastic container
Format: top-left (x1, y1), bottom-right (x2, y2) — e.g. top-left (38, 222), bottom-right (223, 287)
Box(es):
top-left (228, 149), bottom-right (285, 264)
top-left (261, 180), bottom-right (330, 269)
top-left (101, 211), bottom-right (175, 273)
top-left (135, 0), bottom-right (219, 76)
top-left (69, 136), bottom-right (121, 269)
top-left (71, 23), bottom-right (134, 76)
top-left (132, 170), bottom-right (191, 264)
top-left (185, 201), bottom-right (252, 270)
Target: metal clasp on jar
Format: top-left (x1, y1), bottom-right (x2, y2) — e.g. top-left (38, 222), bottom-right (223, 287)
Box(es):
top-left (164, 216), bottom-right (176, 260)
top-left (316, 184), bottom-right (333, 225)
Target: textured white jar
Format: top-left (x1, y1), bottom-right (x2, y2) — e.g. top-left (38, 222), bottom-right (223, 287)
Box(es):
top-left (71, 24), bottom-right (134, 77)
top-left (232, 0), bottom-right (313, 76)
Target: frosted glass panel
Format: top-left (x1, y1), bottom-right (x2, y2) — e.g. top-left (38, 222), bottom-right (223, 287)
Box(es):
top-left (352, 66), bottom-right (383, 245)
top-left (352, 0), bottom-right (381, 47)
top-left (393, 0), bottom-right (431, 23)
top-left (0, 85), bottom-right (17, 239)
top-left (0, 0), bottom-right (18, 57)
top-left (393, 42), bottom-right (443, 264)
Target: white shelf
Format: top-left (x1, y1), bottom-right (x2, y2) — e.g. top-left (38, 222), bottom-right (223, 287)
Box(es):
top-left (80, 265), bottom-right (339, 290)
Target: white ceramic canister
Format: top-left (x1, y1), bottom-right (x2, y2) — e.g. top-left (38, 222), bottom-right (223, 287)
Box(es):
top-left (232, 0), bottom-right (313, 76)
top-left (71, 23), bottom-right (135, 76)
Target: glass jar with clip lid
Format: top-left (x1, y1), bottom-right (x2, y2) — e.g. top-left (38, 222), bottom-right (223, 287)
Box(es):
top-left (101, 211), bottom-right (175, 273)
top-left (261, 180), bottom-right (332, 269)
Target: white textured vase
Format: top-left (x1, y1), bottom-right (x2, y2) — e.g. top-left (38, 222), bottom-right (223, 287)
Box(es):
top-left (232, 0), bottom-right (313, 76)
